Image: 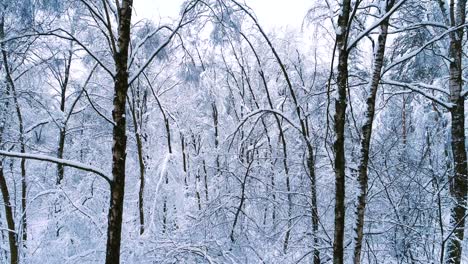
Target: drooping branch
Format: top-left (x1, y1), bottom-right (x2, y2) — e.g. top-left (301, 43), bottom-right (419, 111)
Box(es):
top-left (382, 79), bottom-right (453, 109)
top-left (0, 151), bottom-right (112, 184)
top-left (383, 23), bottom-right (468, 74)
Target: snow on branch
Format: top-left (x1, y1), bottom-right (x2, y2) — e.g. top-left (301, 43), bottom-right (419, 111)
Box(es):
top-left (388, 21), bottom-right (448, 34)
top-left (37, 29), bottom-right (115, 78)
top-left (227, 109), bottom-right (303, 150)
top-left (347, 0), bottom-right (408, 51)
top-left (383, 23), bottom-right (468, 74)
top-left (128, 25), bottom-right (172, 68)
top-left (128, 0), bottom-right (200, 85)
top-left (0, 150), bottom-right (112, 184)
top-left (382, 79), bottom-right (453, 109)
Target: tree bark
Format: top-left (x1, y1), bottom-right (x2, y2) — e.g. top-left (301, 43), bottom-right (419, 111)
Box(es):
top-left (446, 2), bottom-right (467, 263)
top-left (0, 24), bottom-right (18, 258)
top-left (443, 1), bottom-right (467, 263)
top-left (353, 2), bottom-right (393, 263)
top-left (0, 15), bottom-right (27, 247)
top-left (307, 143), bottom-right (320, 264)
top-left (0, 164), bottom-right (18, 264)
top-left (333, 0), bottom-right (352, 263)
top-left (128, 83), bottom-right (147, 235)
top-left (57, 50), bottom-right (73, 185)
top-left (105, 0), bottom-right (133, 263)
top-left (130, 100), bottom-right (146, 235)
top-left (212, 102), bottom-right (220, 173)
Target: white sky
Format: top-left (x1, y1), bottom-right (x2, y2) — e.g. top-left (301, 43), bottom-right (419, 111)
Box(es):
top-left (133, 0), bottom-right (311, 30)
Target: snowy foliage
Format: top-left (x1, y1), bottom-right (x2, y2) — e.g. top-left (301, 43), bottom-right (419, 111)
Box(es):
top-left (0, 0), bottom-right (466, 263)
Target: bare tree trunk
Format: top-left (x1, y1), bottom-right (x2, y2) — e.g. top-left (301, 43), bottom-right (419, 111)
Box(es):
top-left (0, 16), bottom-right (27, 246)
top-left (283, 165), bottom-right (292, 253)
top-left (181, 133), bottom-right (188, 187)
top-left (135, 127), bottom-right (145, 235)
top-left (129, 97), bottom-right (146, 235)
top-left (332, 0), bottom-right (352, 263)
top-left (443, 1), bottom-right (467, 264)
top-left (230, 160), bottom-right (254, 242)
top-left (402, 95), bottom-right (407, 145)
top-left (0, 78), bottom-right (18, 263)
top-left (0, 68), bottom-right (17, 264)
top-left (212, 102), bottom-right (220, 173)
top-left (162, 116), bottom-right (172, 234)
top-left (0, 50), bottom-right (17, 261)
top-left (353, 2), bottom-right (393, 263)
top-left (57, 50), bottom-right (72, 185)
top-left (57, 128), bottom-right (66, 183)
top-left (147, 76), bottom-right (173, 234)
top-left (105, 0), bottom-right (133, 263)
top-left (306, 143), bottom-right (320, 264)
top-left (162, 123), bottom-right (171, 234)
top-left (0, 163), bottom-right (18, 264)
top-left (203, 160), bottom-right (209, 202)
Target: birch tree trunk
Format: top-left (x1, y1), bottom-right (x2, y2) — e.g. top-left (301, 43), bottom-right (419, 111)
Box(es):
top-left (105, 0), bottom-right (133, 262)
top-left (445, 1), bottom-right (467, 263)
top-left (353, 2), bottom-right (393, 263)
top-left (333, 1), bottom-right (352, 263)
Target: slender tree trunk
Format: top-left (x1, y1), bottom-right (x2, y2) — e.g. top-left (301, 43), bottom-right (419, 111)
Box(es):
top-left (283, 166), bottom-right (292, 253)
top-left (203, 160), bottom-right (209, 201)
top-left (306, 143), bottom-right (320, 264)
top-left (0, 16), bottom-right (27, 246)
top-left (446, 18), bottom-right (467, 264)
top-left (0, 17), bottom-right (17, 263)
top-left (57, 50), bottom-right (72, 185)
top-left (212, 102), bottom-right (220, 173)
top-left (129, 84), bottom-right (147, 235)
top-left (181, 133), bottom-right (188, 187)
top-left (151, 100), bottom-right (173, 233)
top-left (136, 129), bottom-right (145, 235)
top-left (445, 1), bottom-right (467, 263)
top-left (446, 99), bottom-right (467, 264)
top-left (353, 2), bottom-right (392, 262)
top-left (230, 160), bottom-right (253, 242)
top-left (402, 96), bottom-right (407, 145)
top-left (195, 171), bottom-right (202, 210)
top-left (333, 1), bottom-right (352, 263)
top-left (0, 164), bottom-right (18, 264)
top-left (57, 128), bottom-right (66, 183)
top-left (130, 103), bottom-right (146, 235)
top-left (105, 0), bottom-right (133, 263)
top-left (162, 118), bottom-right (172, 234)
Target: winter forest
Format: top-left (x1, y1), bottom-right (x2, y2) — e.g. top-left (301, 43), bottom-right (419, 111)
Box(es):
top-left (1, 0), bottom-right (468, 263)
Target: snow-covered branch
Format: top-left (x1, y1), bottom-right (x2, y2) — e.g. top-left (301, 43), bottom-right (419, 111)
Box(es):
top-left (128, 0), bottom-right (200, 85)
top-left (0, 151), bottom-right (112, 184)
top-left (347, 0), bottom-right (407, 51)
top-left (382, 79), bottom-right (453, 109)
top-left (228, 109), bottom-right (302, 143)
top-left (383, 23), bottom-right (468, 74)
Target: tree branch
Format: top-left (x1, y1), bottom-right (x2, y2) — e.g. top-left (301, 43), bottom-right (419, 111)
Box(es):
top-left (0, 151), bottom-right (112, 184)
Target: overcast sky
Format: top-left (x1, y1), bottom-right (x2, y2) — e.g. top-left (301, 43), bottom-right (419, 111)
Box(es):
top-left (133, 0), bottom-right (311, 30)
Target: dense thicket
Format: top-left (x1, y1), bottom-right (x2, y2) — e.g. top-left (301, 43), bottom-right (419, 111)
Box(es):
top-left (0, 0), bottom-right (467, 263)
